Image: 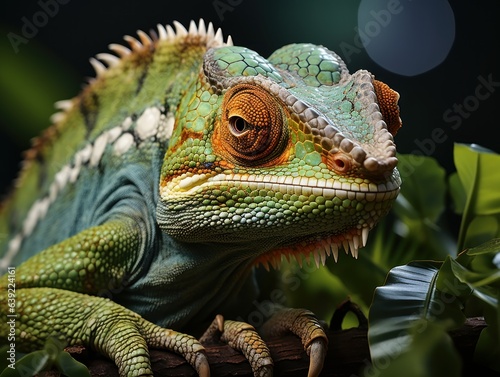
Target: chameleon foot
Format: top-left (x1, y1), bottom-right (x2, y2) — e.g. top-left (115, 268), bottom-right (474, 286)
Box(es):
top-left (260, 308), bottom-right (328, 377)
top-left (200, 314), bottom-right (273, 377)
top-left (5, 288), bottom-right (209, 377)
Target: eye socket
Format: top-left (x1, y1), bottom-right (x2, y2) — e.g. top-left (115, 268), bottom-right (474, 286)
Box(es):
top-left (220, 84), bottom-right (288, 165)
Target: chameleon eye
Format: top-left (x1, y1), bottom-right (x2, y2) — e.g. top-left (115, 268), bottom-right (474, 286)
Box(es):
top-left (228, 116), bottom-right (250, 136)
top-left (219, 84), bottom-right (288, 165)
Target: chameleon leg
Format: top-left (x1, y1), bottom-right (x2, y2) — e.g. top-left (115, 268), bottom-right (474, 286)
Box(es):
top-left (0, 219), bottom-right (209, 376)
top-left (260, 308), bottom-right (328, 377)
top-left (200, 315), bottom-right (273, 377)
top-left (0, 287), bottom-right (209, 377)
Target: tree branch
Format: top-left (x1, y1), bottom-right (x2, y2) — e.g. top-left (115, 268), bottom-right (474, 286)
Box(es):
top-left (49, 316), bottom-right (493, 377)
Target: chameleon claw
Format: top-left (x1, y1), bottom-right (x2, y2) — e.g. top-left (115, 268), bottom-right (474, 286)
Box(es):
top-left (260, 308), bottom-right (328, 376)
top-left (194, 352), bottom-right (211, 377)
top-left (307, 338), bottom-right (327, 377)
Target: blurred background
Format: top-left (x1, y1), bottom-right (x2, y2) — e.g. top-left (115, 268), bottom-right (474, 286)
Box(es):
top-left (0, 0), bottom-right (498, 195)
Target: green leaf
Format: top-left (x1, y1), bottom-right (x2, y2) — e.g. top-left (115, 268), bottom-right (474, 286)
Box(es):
top-left (435, 257), bottom-right (473, 301)
top-left (448, 172), bottom-right (466, 215)
top-left (0, 350), bottom-right (50, 377)
top-left (0, 338), bottom-right (90, 377)
top-left (439, 239), bottom-right (500, 308)
top-left (395, 154), bottom-right (447, 223)
top-left (450, 239), bottom-right (500, 370)
top-left (453, 143), bottom-right (500, 250)
top-left (392, 154), bottom-right (454, 257)
top-left (462, 215), bottom-right (500, 251)
top-left (56, 352), bottom-right (90, 377)
top-left (44, 337), bottom-right (64, 360)
top-left (467, 238), bottom-right (500, 256)
top-left (364, 320), bottom-right (462, 377)
top-left (368, 262), bottom-right (467, 365)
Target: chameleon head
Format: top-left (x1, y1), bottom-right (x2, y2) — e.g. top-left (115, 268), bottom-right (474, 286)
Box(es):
top-left (157, 43), bottom-right (402, 267)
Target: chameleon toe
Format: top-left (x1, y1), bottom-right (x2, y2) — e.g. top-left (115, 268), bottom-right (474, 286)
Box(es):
top-left (201, 315), bottom-right (274, 377)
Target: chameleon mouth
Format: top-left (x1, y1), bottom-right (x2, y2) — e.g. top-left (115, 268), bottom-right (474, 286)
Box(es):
top-left (162, 171), bottom-right (400, 270)
top-left (163, 171), bottom-right (401, 198)
top-left (254, 226), bottom-right (372, 272)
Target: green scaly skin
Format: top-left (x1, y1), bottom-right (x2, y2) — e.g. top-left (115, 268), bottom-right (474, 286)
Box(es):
top-left (0, 20), bottom-right (402, 376)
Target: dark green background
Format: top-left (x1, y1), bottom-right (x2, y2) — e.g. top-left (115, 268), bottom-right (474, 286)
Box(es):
top-left (0, 0), bottom-right (499, 197)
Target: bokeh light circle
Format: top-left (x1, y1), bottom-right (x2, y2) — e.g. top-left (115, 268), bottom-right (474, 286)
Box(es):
top-left (358, 0), bottom-right (455, 76)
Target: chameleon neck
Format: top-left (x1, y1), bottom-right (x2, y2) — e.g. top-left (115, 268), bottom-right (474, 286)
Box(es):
top-left (122, 234), bottom-right (259, 330)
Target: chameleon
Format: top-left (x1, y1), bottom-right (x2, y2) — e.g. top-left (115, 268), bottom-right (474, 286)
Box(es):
top-left (0, 19), bottom-right (401, 376)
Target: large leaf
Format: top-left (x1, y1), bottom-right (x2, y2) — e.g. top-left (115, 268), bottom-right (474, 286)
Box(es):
top-left (368, 262), bottom-right (466, 370)
top-left (453, 143), bottom-right (500, 250)
top-left (369, 240), bottom-right (500, 374)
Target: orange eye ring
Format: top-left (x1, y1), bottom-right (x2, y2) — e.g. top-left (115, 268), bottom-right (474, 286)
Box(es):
top-left (219, 84), bottom-right (288, 165)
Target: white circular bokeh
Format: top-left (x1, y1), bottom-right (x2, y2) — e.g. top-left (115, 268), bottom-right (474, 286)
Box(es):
top-left (357, 0), bottom-right (455, 76)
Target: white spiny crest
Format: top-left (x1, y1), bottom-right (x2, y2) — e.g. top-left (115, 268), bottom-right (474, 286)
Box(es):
top-left (95, 53), bottom-right (120, 68)
top-left (50, 99), bottom-right (74, 124)
top-left (89, 57), bottom-right (107, 77)
top-left (80, 19), bottom-right (232, 115)
top-left (49, 19), bottom-right (232, 125)
top-left (87, 19), bottom-right (232, 80)
top-left (108, 43), bottom-right (131, 57)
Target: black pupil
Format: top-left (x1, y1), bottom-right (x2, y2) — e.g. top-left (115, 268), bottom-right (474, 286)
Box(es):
top-left (233, 117), bottom-right (247, 133)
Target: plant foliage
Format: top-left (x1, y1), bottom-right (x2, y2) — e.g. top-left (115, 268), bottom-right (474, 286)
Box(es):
top-left (365, 144), bottom-right (500, 376)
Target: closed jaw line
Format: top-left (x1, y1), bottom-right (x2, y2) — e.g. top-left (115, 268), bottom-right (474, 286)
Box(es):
top-left (163, 172), bottom-right (401, 201)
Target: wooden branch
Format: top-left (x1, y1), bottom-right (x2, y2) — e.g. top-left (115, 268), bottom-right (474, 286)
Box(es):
top-left (42, 316), bottom-right (493, 377)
